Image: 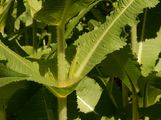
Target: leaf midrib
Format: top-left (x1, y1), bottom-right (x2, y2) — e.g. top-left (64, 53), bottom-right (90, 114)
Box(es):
top-left (74, 0), bottom-right (134, 78)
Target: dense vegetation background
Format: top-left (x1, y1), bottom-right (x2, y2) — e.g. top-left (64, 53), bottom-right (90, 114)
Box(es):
top-left (0, 0), bottom-right (161, 120)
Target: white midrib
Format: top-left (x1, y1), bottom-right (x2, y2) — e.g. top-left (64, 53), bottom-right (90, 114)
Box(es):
top-left (137, 41), bottom-right (143, 63)
top-left (74, 0), bottom-right (135, 78)
top-left (77, 96), bottom-right (94, 111)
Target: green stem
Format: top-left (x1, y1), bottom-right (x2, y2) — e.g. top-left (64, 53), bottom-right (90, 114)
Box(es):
top-left (140, 9), bottom-right (148, 42)
top-left (131, 22), bottom-right (138, 54)
top-left (143, 82), bottom-right (148, 108)
top-left (143, 79), bottom-right (150, 120)
top-left (56, 1), bottom-right (74, 119)
top-left (25, 28), bottom-right (29, 45)
top-left (132, 90), bottom-right (139, 120)
top-left (32, 20), bottom-right (37, 53)
top-left (122, 83), bottom-right (129, 111)
top-left (107, 77), bottom-right (119, 109)
top-left (57, 24), bottom-right (67, 120)
top-left (0, 100), bottom-right (6, 120)
top-left (127, 76), bottom-right (139, 120)
top-left (58, 97), bottom-right (67, 120)
top-left (126, 72), bottom-right (139, 120)
top-left (130, 22), bottom-right (139, 119)
top-left (57, 25), bottom-right (66, 83)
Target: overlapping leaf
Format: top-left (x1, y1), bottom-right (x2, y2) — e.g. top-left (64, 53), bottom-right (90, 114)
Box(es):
top-left (99, 46), bottom-right (140, 92)
top-left (138, 74), bottom-right (161, 107)
top-left (76, 77), bottom-right (102, 113)
top-left (65, 0), bottom-right (102, 38)
top-left (138, 28), bottom-right (161, 76)
top-left (0, 64), bottom-right (30, 87)
top-left (35, 0), bottom-right (97, 25)
top-left (69, 0), bottom-right (158, 81)
top-left (0, 41), bottom-right (54, 86)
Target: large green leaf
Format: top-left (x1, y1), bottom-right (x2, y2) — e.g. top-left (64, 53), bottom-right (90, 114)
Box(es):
top-left (99, 46), bottom-right (140, 92)
top-left (138, 28), bottom-right (161, 76)
top-left (69, 0), bottom-right (158, 82)
top-left (35, 0), bottom-right (97, 25)
top-left (76, 77), bottom-right (102, 113)
top-left (0, 41), bottom-right (54, 86)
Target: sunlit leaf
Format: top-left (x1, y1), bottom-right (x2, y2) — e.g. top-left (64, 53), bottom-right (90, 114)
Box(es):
top-left (138, 28), bottom-right (161, 76)
top-left (0, 41), bottom-right (55, 86)
top-left (76, 77), bottom-right (102, 113)
top-left (69, 0), bottom-right (158, 83)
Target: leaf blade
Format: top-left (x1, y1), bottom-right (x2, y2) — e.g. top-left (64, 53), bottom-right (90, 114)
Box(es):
top-left (139, 28), bottom-right (161, 76)
top-left (69, 0), bottom-right (158, 80)
top-left (0, 41), bottom-right (54, 86)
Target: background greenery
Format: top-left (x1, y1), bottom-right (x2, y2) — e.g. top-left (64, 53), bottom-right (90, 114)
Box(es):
top-left (0, 0), bottom-right (161, 120)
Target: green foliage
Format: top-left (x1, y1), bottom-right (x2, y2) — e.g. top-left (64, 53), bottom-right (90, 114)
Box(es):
top-left (99, 46), bottom-right (140, 92)
top-left (0, 41), bottom-right (54, 86)
top-left (76, 77), bottom-right (102, 113)
top-left (0, 0), bottom-right (161, 119)
top-left (138, 28), bottom-right (161, 76)
top-left (0, 0), bottom-right (14, 34)
top-left (69, 0), bottom-right (158, 83)
top-left (35, 0), bottom-right (98, 25)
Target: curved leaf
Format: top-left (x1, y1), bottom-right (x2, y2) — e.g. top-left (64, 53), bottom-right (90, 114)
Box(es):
top-left (0, 41), bottom-right (54, 86)
top-left (76, 77), bottom-right (102, 113)
top-left (0, 64), bottom-right (29, 87)
top-left (69, 0), bottom-right (158, 81)
top-left (99, 46), bottom-right (140, 92)
top-left (138, 28), bottom-right (161, 76)
top-left (138, 74), bottom-right (161, 107)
